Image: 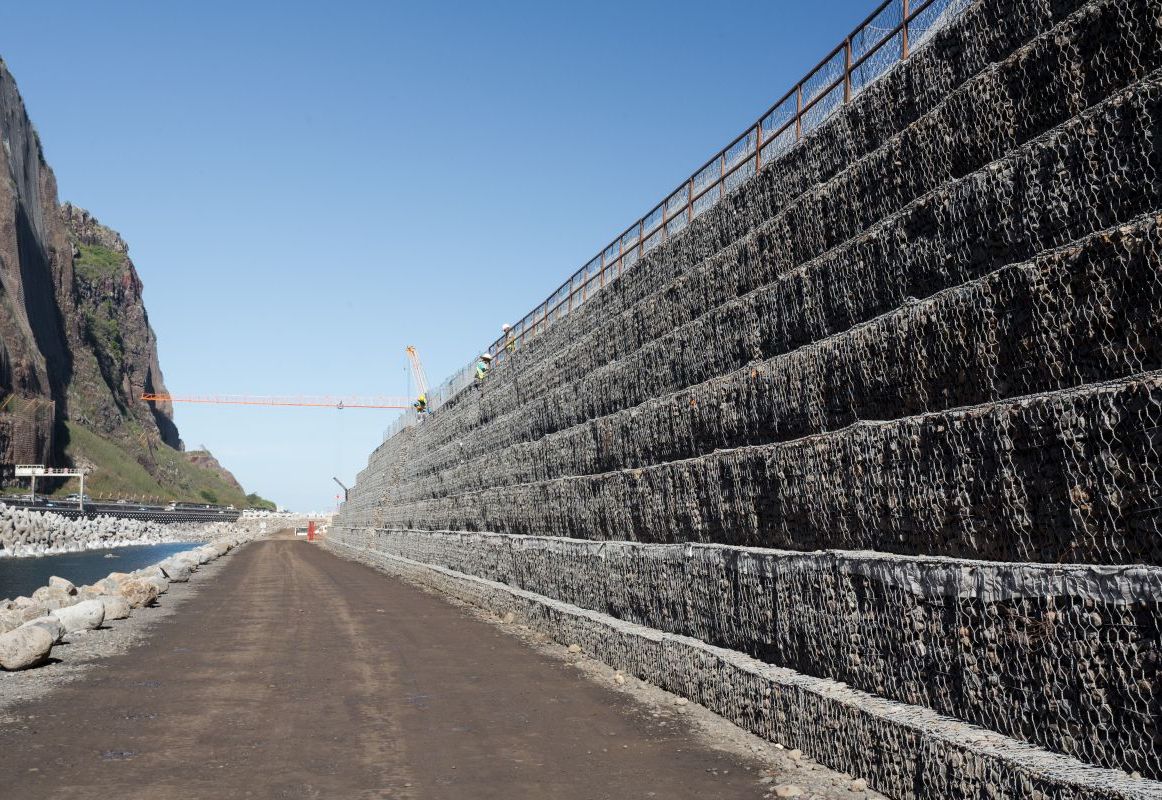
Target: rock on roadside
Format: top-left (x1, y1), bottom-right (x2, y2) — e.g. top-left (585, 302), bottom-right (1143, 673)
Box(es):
top-left (23, 616), bottom-right (66, 644)
top-left (48, 576), bottom-right (77, 594)
top-left (98, 595), bottom-right (132, 621)
top-left (0, 528), bottom-right (255, 674)
top-left (159, 559), bottom-right (193, 582)
top-left (0, 624), bottom-right (54, 670)
top-left (51, 599), bottom-right (106, 633)
top-left (117, 578), bottom-right (160, 609)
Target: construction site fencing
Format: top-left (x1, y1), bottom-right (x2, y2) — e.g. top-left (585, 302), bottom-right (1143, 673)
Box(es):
top-left (383, 357), bottom-right (477, 440)
top-left (484, 0), bottom-right (972, 357)
top-left (388, 0), bottom-right (972, 441)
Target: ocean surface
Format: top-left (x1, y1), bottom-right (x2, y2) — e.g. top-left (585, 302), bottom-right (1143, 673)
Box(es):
top-left (0, 542), bottom-right (196, 600)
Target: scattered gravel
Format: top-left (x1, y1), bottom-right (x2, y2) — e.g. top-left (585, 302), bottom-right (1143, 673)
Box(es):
top-left (382, 560), bottom-right (884, 799)
top-left (0, 552), bottom-right (237, 721)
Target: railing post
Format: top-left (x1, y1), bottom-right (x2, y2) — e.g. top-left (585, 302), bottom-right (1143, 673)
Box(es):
top-left (686, 178), bottom-right (694, 223)
top-left (638, 219), bottom-right (644, 259)
top-left (844, 37), bottom-right (852, 103)
top-left (901, 0), bottom-right (910, 58)
top-left (755, 123), bottom-right (763, 171)
top-left (795, 84), bottom-right (803, 140)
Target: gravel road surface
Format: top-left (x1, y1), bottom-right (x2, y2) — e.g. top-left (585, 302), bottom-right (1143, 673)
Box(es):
top-left (0, 538), bottom-right (865, 799)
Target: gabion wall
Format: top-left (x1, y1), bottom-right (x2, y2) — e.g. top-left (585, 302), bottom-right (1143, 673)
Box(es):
top-left (398, 0), bottom-right (1161, 465)
top-left (344, 0), bottom-right (1162, 565)
top-left (336, 0), bottom-right (1162, 792)
top-left (330, 533), bottom-right (1158, 800)
top-left (331, 527), bottom-right (1162, 779)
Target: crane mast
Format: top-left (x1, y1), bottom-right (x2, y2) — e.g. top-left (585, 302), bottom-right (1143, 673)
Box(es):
top-left (406, 346), bottom-right (429, 397)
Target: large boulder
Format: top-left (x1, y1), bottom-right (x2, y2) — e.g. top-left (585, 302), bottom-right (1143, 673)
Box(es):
top-left (48, 576), bottom-right (77, 594)
top-left (23, 616), bottom-right (66, 644)
top-left (0, 609), bottom-right (23, 634)
top-left (16, 603), bottom-right (50, 624)
top-left (51, 599), bottom-right (106, 632)
top-left (159, 560), bottom-right (192, 582)
top-left (98, 595), bottom-right (132, 621)
top-left (75, 585), bottom-right (104, 601)
top-left (141, 575), bottom-right (169, 596)
top-left (31, 585), bottom-right (73, 611)
top-left (0, 625), bottom-right (53, 670)
top-left (117, 579), bottom-right (159, 609)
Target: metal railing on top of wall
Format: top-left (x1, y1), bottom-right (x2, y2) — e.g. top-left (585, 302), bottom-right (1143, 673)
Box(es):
top-left (386, 0), bottom-right (971, 441)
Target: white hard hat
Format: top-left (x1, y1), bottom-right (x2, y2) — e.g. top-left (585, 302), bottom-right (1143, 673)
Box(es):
top-left (481, 353), bottom-right (493, 361)
top-left (502, 323), bottom-right (512, 331)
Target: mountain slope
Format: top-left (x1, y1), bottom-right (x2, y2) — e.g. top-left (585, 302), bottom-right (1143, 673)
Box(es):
top-left (0, 56), bottom-right (270, 506)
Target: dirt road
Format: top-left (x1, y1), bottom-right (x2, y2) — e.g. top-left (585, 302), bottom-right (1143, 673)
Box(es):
top-left (0, 538), bottom-right (783, 799)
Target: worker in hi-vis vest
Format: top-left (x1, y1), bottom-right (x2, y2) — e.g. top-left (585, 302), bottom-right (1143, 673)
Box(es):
top-left (475, 353), bottom-right (492, 383)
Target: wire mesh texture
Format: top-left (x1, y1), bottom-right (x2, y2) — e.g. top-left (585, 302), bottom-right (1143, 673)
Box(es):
top-left (387, 0), bottom-right (973, 436)
top-left (344, 0), bottom-right (1162, 786)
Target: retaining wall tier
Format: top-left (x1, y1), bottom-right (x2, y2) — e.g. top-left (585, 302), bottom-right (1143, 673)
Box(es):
top-left (329, 527), bottom-right (1162, 779)
top-left (327, 533), bottom-right (1161, 800)
top-left (335, 0), bottom-right (1162, 794)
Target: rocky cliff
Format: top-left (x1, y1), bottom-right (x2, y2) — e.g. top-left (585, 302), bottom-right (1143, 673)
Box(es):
top-left (0, 57), bottom-right (72, 466)
top-left (62, 203), bottom-right (179, 451)
top-left (0, 57), bottom-right (263, 506)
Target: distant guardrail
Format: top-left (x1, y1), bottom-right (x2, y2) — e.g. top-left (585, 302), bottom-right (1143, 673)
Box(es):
top-left (1, 498), bottom-right (242, 523)
top-left (385, 0), bottom-right (972, 441)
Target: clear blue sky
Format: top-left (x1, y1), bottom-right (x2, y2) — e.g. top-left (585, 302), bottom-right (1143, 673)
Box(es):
top-left (1, 0), bottom-right (881, 510)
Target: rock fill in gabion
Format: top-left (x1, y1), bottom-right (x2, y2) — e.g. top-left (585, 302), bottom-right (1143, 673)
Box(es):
top-left (335, 0), bottom-right (1162, 794)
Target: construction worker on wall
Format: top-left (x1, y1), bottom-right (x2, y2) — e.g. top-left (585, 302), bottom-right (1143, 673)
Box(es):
top-left (502, 323), bottom-right (516, 354)
top-left (475, 353), bottom-right (493, 385)
top-left (413, 393), bottom-right (427, 413)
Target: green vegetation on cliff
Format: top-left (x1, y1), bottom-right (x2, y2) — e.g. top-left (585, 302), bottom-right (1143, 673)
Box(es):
top-left (56, 422), bottom-right (273, 507)
top-left (73, 242), bottom-right (125, 281)
top-left (246, 493), bottom-right (276, 511)
top-left (82, 301), bottom-right (125, 368)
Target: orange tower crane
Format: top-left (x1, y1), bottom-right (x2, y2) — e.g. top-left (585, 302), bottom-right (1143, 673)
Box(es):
top-left (142, 349), bottom-right (430, 411)
top-left (142, 344), bottom-right (434, 409)
top-left (140, 393), bottom-right (414, 410)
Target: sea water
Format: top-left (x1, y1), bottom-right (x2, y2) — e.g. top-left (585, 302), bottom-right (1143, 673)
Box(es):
top-left (0, 542), bottom-right (197, 599)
